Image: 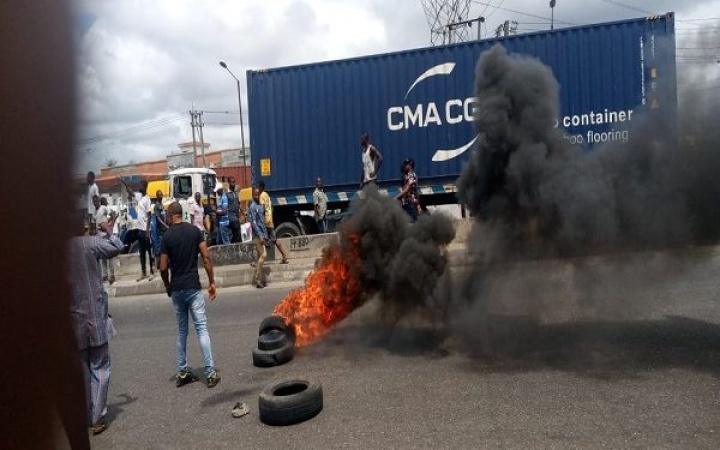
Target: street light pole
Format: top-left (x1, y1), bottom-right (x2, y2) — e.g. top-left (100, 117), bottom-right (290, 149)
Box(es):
top-left (550, 0), bottom-right (556, 30)
top-left (219, 61), bottom-right (247, 185)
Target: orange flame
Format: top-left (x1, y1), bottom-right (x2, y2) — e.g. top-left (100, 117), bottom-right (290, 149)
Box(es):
top-left (273, 234), bottom-right (363, 347)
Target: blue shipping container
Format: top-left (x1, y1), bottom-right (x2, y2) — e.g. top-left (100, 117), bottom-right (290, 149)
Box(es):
top-left (247, 13), bottom-right (676, 202)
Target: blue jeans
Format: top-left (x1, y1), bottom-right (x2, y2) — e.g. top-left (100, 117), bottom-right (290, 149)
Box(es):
top-left (316, 218), bottom-right (328, 233)
top-left (171, 289), bottom-right (215, 375)
top-left (218, 222), bottom-right (231, 245)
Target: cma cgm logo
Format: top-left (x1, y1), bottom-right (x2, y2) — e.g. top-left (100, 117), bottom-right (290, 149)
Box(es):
top-left (386, 62), bottom-right (480, 162)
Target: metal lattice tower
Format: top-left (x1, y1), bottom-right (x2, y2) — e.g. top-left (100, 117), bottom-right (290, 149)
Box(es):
top-left (421, 0), bottom-right (473, 45)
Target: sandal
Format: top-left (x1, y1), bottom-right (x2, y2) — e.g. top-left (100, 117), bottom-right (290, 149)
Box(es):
top-left (90, 421), bottom-right (109, 435)
top-left (231, 402), bottom-right (250, 418)
top-left (280, 258), bottom-right (289, 264)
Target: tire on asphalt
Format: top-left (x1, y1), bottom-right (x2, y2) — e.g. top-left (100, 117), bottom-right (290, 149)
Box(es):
top-left (257, 329), bottom-right (288, 351)
top-left (259, 315), bottom-right (289, 334)
top-left (258, 378), bottom-right (323, 426)
top-left (252, 342), bottom-right (294, 368)
top-left (259, 316), bottom-right (297, 343)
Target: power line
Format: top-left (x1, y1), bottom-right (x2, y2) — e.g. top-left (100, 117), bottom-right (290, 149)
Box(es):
top-left (78, 113), bottom-right (185, 145)
top-left (597, 0), bottom-right (655, 15)
top-left (471, 1), bottom-right (579, 26)
top-left (483, 0), bottom-right (505, 21)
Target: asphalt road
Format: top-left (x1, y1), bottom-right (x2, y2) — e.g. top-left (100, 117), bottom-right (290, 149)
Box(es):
top-left (94, 258), bottom-right (720, 450)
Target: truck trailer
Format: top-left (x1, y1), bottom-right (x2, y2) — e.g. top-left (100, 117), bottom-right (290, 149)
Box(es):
top-left (246, 13), bottom-right (677, 237)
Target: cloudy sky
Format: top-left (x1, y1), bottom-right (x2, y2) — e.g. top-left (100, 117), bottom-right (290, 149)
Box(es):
top-left (73, 0), bottom-right (720, 173)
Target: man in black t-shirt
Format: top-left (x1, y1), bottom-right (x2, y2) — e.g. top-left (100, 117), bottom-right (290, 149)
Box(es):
top-left (160, 202), bottom-right (220, 388)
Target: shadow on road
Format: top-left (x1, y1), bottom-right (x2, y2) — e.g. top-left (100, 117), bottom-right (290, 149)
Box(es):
top-left (453, 315), bottom-right (720, 380)
top-left (106, 393), bottom-right (138, 423)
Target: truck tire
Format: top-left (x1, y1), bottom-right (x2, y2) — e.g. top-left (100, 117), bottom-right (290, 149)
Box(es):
top-left (258, 379), bottom-right (323, 426)
top-left (275, 222), bottom-right (301, 238)
top-left (257, 329), bottom-right (288, 351)
top-left (252, 342), bottom-right (294, 367)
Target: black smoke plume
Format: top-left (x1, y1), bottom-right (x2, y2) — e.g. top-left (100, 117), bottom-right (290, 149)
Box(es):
top-left (449, 43), bottom-right (720, 361)
top-left (457, 44), bottom-right (720, 254)
top-left (343, 185), bottom-right (456, 318)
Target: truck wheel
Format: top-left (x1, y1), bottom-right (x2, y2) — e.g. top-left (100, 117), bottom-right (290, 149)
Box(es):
top-left (259, 379), bottom-right (323, 426)
top-left (275, 222), bottom-right (301, 238)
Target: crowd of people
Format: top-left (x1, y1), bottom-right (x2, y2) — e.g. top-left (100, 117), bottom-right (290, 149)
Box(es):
top-left (72, 132), bottom-right (417, 436)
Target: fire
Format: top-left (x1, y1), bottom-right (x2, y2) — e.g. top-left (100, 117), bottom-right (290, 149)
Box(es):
top-left (273, 234), bottom-right (363, 347)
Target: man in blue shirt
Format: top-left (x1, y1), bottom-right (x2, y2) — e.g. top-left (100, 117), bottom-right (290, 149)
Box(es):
top-left (215, 182), bottom-right (230, 245)
top-left (248, 187), bottom-right (269, 288)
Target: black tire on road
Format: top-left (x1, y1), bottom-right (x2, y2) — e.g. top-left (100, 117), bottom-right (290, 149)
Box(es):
top-left (252, 342), bottom-right (294, 368)
top-left (257, 329), bottom-right (288, 351)
top-left (259, 379), bottom-right (323, 426)
top-left (259, 315), bottom-right (288, 335)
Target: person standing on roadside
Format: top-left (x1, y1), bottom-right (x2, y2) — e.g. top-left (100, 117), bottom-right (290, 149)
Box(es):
top-left (215, 182), bottom-right (231, 245)
top-left (313, 177), bottom-right (328, 233)
top-left (396, 158), bottom-right (420, 222)
top-left (68, 213), bottom-right (123, 435)
top-left (226, 177), bottom-right (241, 243)
top-left (257, 180), bottom-right (289, 264)
top-left (248, 188), bottom-right (269, 288)
top-left (94, 196), bottom-right (117, 284)
top-left (359, 132), bottom-right (383, 188)
top-left (160, 201), bottom-right (221, 388)
top-left (87, 171), bottom-right (100, 221)
top-left (190, 192), bottom-right (205, 234)
top-left (136, 180), bottom-right (155, 281)
top-left (151, 189), bottom-right (169, 272)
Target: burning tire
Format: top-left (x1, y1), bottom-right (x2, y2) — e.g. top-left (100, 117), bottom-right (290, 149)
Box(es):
top-left (259, 315), bottom-right (296, 343)
top-left (259, 315), bottom-right (290, 335)
top-left (252, 342), bottom-right (294, 367)
top-left (257, 329), bottom-right (289, 351)
top-left (258, 379), bottom-right (323, 426)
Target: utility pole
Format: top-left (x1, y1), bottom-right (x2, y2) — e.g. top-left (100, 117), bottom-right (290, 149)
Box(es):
top-left (445, 16), bottom-right (485, 42)
top-left (190, 110), bottom-right (198, 165)
top-left (197, 110), bottom-right (207, 168)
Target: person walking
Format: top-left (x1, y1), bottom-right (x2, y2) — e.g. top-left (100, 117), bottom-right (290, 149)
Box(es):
top-left (68, 213), bottom-right (123, 435)
top-left (359, 132), bottom-right (383, 188)
top-left (257, 180), bottom-right (289, 264)
top-left (190, 192), bottom-right (205, 234)
top-left (151, 189), bottom-right (169, 273)
top-left (136, 180), bottom-right (155, 281)
top-left (313, 177), bottom-right (328, 233)
top-left (226, 177), bottom-right (242, 243)
top-left (86, 171), bottom-right (100, 221)
top-left (248, 187), bottom-right (269, 288)
top-left (215, 182), bottom-right (231, 245)
top-left (160, 201), bottom-right (221, 388)
top-left (396, 158), bottom-right (420, 222)
top-left (94, 196), bottom-right (117, 284)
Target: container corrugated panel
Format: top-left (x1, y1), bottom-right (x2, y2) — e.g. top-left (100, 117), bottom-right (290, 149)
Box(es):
top-left (247, 14), bottom-right (676, 197)
top-left (214, 166), bottom-right (252, 189)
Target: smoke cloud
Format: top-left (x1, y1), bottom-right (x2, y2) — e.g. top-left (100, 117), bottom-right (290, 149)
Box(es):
top-left (345, 186), bottom-right (456, 318)
top-left (448, 43), bottom-right (720, 359)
